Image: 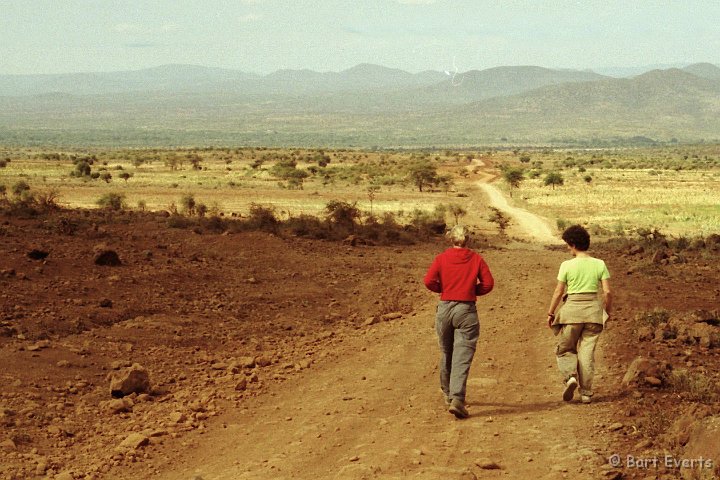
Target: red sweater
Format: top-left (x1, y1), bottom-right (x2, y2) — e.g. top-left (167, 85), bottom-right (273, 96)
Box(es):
top-left (424, 247), bottom-right (494, 301)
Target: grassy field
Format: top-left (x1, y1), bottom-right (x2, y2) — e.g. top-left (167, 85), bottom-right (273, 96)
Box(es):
top-left (1, 145), bottom-right (719, 239)
top-left (0, 146), bottom-right (492, 233)
top-left (489, 145), bottom-right (720, 237)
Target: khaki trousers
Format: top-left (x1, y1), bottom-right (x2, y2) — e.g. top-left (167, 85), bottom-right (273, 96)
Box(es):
top-left (556, 323), bottom-right (603, 396)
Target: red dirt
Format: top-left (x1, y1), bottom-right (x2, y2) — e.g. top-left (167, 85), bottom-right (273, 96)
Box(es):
top-left (1, 208), bottom-right (719, 479)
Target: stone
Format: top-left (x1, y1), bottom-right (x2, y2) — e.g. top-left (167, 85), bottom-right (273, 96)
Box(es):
top-left (644, 375), bottom-right (662, 386)
top-left (110, 363), bottom-right (151, 398)
top-left (636, 326), bottom-right (654, 342)
top-left (608, 422), bottom-right (624, 432)
top-left (381, 312), bottom-right (403, 321)
top-left (0, 269), bottom-right (16, 278)
top-left (103, 398), bottom-right (132, 414)
top-left (621, 356), bottom-right (671, 389)
top-left (363, 316), bottom-right (379, 326)
top-left (235, 378), bottom-right (247, 391)
top-left (94, 247), bottom-right (122, 266)
top-left (681, 416), bottom-right (720, 480)
top-left (255, 356), bottom-right (272, 367)
top-left (56, 360), bottom-right (71, 368)
top-left (475, 459), bottom-right (502, 470)
top-left (238, 356), bottom-right (255, 368)
top-left (687, 322), bottom-right (719, 348)
top-left (651, 249), bottom-right (668, 264)
top-left (118, 432), bottom-right (149, 450)
top-left (99, 299), bottom-right (113, 308)
top-left (27, 249), bottom-right (49, 260)
top-left (168, 411), bottom-right (186, 424)
top-left (0, 438), bottom-right (17, 451)
top-left (628, 245), bottom-right (644, 255)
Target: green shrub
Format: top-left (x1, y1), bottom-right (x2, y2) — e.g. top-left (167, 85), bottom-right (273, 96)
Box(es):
top-left (96, 192), bottom-right (126, 211)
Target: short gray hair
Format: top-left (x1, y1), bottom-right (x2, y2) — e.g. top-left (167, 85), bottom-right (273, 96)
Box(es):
top-left (447, 225), bottom-right (470, 246)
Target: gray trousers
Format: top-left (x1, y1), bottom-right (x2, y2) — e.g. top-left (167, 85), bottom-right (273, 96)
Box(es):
top-left (556, 323), bottom-right (603, 396)
top-left (435, 301), bottom-right (480, 403)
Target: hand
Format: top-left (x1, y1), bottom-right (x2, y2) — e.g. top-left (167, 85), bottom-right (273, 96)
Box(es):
top-left (547, 314), bottom-right (555, 328)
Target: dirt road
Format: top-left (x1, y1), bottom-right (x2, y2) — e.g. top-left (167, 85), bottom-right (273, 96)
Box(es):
top-left (478, 183), bottom-right (560, 245)
top-left (143, 245), bottom-right (617, 479)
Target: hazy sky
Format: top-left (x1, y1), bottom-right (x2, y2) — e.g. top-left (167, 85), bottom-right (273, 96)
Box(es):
top-left (2, 0), bottom-right (719, 75)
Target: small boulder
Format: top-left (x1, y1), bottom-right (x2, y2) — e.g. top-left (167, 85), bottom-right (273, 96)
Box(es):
top-left (27, 249), bottom-right (49, 261)
top-left (94, 246), bottom-right (122, 266)
top-left (110, 363), bottom-right (151, 398)
top-left (255, 356), bottom-right (272, 367)
top-left (0, 438), bottom-right (17, 451)
top-left (238, 356), bottom-right (255, 368)
top-left (681, 416), bottom-right (720, 479)
top-left (651, 248), bottom-right (668, 264)
top-left (117, 432), bottom-right (149, 451)
top-left (381, 312), bottom-right (403, 321)
top-left (621, 356), bottom-right (672, 388)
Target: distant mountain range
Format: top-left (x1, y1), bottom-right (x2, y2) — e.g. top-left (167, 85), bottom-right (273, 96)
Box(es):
top-left (0, 62), bottom-right (719, 147)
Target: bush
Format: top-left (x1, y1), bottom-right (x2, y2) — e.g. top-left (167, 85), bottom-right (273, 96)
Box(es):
top-left (180, 194), bottom-right (196, 216)
top-left (12, 181), bottom-right (30, 197)
top-left (96, 192), bottom-right (126, 211)
top-left (247, 204), bottom-right (279, 232)
top-left (669, 370), bottom-right (720, 403)
top-left (286, 214), bottom-right (329, 239)
top-left (488, 207), bottom-right (511, 236)
top-left (325, 200), bottom-right (360, 232)
top-left (636, 308), bottom-right (670, 328)
top-left (167, 214), bottom-right (195, 229)
top-left (35, 189), bottom-right (60, 210)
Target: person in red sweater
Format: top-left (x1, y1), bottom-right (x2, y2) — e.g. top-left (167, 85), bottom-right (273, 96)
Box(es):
top-left (424, 225), bottom-right (494, 418)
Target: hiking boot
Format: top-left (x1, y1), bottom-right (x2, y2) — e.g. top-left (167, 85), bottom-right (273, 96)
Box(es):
top-left (563, 377), bottom-right (578, 402)
top-left (448, 398), bottom-right (469, 419)
top-left (581, 395), bottom-right (592, 404)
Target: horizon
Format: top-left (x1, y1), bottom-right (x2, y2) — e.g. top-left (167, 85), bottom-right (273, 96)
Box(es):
top-left (2, 1), bottom-right (719, 76)
top-left (0, 60), bottom-right (713, 78)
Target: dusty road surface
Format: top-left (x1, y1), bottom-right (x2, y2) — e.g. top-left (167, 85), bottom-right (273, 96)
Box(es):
top-left (478, 183), bottom-right (560, 245)
top-left (145, 247), bottom-right (618, 480)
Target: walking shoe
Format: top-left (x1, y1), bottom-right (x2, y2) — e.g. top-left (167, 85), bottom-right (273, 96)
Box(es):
top-left (448, 398), bottom-right (469, 419)
top-left (563, 377), bottom-right (578, 402)
top-left (581, 395), bottom-right (592, 404)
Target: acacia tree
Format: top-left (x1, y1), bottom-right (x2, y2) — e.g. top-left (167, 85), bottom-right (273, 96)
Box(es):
top-left (408, 162), bottom-right (439, 192)
top-left (488, 207), bottom-right (511, 236)
top-left (367, 185), bottom-right (380, 216)
top-left (448, 203), bottom-right (467, 225)
top-left (502, 167), bottom-right (525, 197)
top-left (544, 172), bottom-right (565, 190)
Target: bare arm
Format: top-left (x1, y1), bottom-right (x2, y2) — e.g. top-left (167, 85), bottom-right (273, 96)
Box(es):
top-left (547, 281), bottom-right (566, 327)
top-left (601, 278), bottom-right (612, 315)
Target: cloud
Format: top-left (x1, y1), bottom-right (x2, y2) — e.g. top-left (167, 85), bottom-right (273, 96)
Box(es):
top-left (239, 13), bottom-right (262, 22)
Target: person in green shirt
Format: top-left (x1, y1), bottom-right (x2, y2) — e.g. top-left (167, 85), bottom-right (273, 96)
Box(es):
top-left (547, 225), bottom-right (612, 404)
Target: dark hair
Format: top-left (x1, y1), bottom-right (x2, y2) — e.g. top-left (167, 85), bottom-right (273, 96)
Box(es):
top-left (562, 224), bottom-right (590, 251)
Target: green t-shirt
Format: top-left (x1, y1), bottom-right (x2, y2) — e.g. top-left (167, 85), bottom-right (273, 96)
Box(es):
top-left (557, 256), bottom-right (610, 294)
